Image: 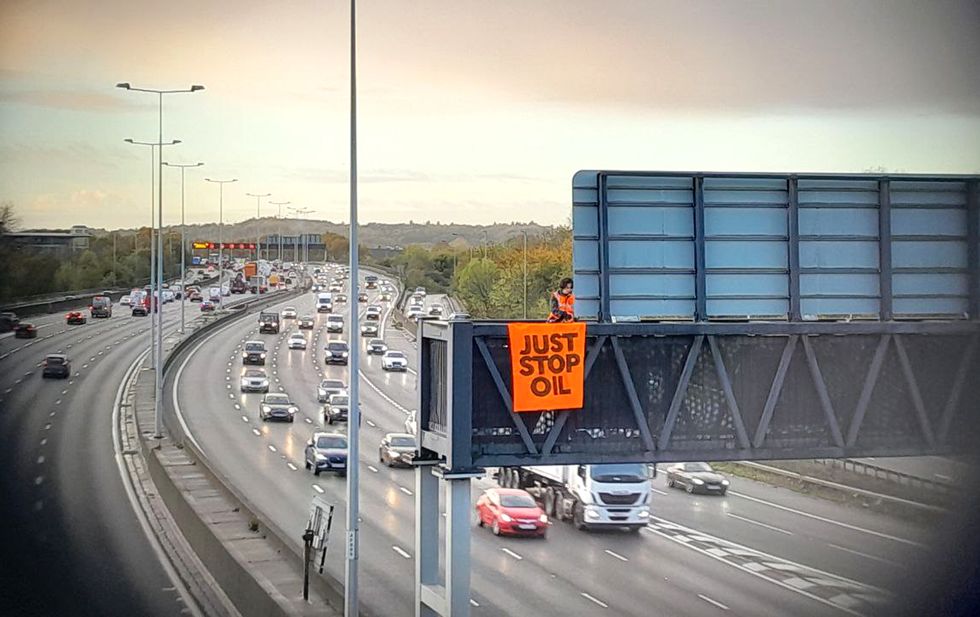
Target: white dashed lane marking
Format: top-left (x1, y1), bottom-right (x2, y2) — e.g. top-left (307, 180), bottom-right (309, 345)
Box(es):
top-left (313, 485), bottom-right (324, 494)
top-left (698, 594), bottom-right (729, 611)
top-left (392, 546), bottom-right (411, 559)
top-left (501, 548), bottom-right (522, 561)
top-left (581, 593), bottom-right (608, 608)
top-left (604, 549), bottom-right (628, 562)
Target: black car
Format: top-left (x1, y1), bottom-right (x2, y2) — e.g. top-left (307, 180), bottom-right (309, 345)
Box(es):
top-left (242, 341), bottom-right (268, 365)
top-left (259, 392), bottom-right (298, 422)
top-left (324, 394), bottom-right (350, 425)
top-left (0, 311), bottom-right (20, 332)
top-left (366, 338), bottom-right (387, 355)
top-left (304, 432), bottom-right (348, 476)
top-left (379, 433), bottom-right (416, 468)
top-left (258, 311), bottom-right (280, 334)
top-left (299, 316), bottom-right (315, 330)
top-left (14, 322), bottom-right (38, 338)
top-left (42, 354), bottom-right (70, 378)
top-left (357, 292), bottom-right (368, 303)
top-left (665, 462), bottom-right (730, 495)
top-left (324, 340), bottom-right (350, 365)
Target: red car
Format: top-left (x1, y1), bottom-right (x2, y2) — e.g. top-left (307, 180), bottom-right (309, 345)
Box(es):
top-left (200, 300), bottom-right (216, 312)
top-left (66, 311), bottom-right (87, 325)
top-left (475, 488), bottom-right (549, 538)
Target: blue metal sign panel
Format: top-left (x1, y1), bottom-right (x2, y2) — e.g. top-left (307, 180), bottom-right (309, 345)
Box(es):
top-left (573, 171), bottom-right (980, 322)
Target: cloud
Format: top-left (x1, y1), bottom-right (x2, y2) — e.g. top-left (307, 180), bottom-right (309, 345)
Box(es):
top-left (0, 88), bottom-right (146, 112)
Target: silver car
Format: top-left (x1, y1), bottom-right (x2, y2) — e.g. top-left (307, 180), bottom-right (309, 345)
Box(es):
top-left (240, 368), bottom-right (270, 393)
top-left (379, 433), bottom-right (417, 467)
top-left (287, 332), bottom-right (307, 349)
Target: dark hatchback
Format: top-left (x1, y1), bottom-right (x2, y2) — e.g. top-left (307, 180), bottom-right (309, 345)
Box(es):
top-left (665, 462), bottom-right (730, 495)
top-left (42, 354), bottom-right (70, 378)
top-left (242, 341), bottom-right (267, 365)
top-left (14, 322), bottom-right (38, 338)
top-left (324, 341), bottom-right (350, 365)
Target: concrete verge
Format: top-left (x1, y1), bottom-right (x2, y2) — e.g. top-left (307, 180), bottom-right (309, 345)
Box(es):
top-left (123, 283), bottom-right (346, 617)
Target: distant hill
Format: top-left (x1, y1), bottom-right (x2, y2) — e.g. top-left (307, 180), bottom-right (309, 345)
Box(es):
top-left (96, 219), bottom-right (557, 248)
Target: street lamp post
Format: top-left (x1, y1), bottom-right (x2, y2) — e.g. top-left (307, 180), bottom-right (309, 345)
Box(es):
top-left (163, 161), bottom-right (204, 334)
top-left (206, 178), bottom-right (238, 308)
top-left (269, 201), bottom-right (290, 262)
top-left (118, 81), bottom-right (203, 440)
top-left (125, 138), bottom-right (181, 380)
top-left (247, 192), bottom-right (271, 261)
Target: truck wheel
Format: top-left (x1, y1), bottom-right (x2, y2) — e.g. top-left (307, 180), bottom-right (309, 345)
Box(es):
top-left (544, 488), bottom-right (557, 517)
top-left (573, 503), bottom-right (588, 531)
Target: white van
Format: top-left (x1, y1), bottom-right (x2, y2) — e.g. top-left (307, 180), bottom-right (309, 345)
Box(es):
top-left (316, 292), bottom-right (333, 313)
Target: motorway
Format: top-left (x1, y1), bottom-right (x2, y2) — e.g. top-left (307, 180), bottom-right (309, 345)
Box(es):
top-left (171, 269), bottom-right (940, 617)
top-left (0, 293), bottom-right (225, 615)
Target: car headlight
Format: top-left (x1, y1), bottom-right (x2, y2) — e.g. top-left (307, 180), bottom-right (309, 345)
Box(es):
top-left (288, 407), bottom-right (297, 414)
top-left (262, 406), bottom-right (271, 413)
top-left (315, 452), bottom-right (326, 461)
top-left (638, 508), bottom-right (650, 518)
top-left (341, 352), bottom-right (348, 357)
top-left (538, 514), bottom-right (549, 523)
top-left (500, 513), bottom-right (512, 522)
top-left (585, 508), bottom-right (601, 520)
top-left (721, 479), bottom-right (730, 486)
top-left (693, 478), bottom-right (704, 485)
top-left (242, 353), bottom-right (248, 359)
top-left (260, 353), bottom-right (267, 358)
top-left (259, 380), bottom-right (268, 386)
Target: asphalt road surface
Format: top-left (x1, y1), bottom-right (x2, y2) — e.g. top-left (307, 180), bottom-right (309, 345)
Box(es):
top-left (171, 269), bottom-right (941, 617)
top-left (0, 292), bottom-right (256, 616)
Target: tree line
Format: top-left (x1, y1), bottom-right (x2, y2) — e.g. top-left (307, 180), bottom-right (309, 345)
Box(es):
top-left (374, 226), bottom-right (572, 319)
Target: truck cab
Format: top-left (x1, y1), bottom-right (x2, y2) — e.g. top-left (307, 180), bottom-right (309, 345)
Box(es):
top-left (502, 463), bottom-right (651, 533)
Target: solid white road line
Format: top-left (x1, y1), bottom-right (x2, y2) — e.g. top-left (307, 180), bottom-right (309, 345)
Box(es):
top-left (729, 490), bottom-right (923, 547)
top-left (398, 486), bottom-right (413, 496)
top-left (287, 463), bottom-right (298, 471)
top-left (112, 347), bottom-right (204, 617)
top-left (726, 512), bottom-right (794, 535)
top-left (313, 485), bottom-right (324, 494)
top-left (604, 549), bottom-right (628, 562)
top-left (827, 543), bottom-right (904, 568)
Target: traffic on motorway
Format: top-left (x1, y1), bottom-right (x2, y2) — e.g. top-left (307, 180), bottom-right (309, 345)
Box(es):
top-left (169, 262), bottom-right (932, 617)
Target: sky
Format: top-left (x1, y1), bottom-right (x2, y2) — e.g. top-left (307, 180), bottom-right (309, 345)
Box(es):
top-left (1, 0), bottom-right (978, 230)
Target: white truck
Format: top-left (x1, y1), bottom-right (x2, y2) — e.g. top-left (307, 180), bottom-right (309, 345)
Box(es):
top-left (316, 292), bottom-right (333, 313)
top-left (497, 463), bottom-right (651, 533)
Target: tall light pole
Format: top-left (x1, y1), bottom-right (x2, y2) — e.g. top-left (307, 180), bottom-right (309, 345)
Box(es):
top-left (346, 1), bottom-right (361, 615)
top-left (125, 138), bottom-right (180, 379)
top-left (118, 81), bottom-right (204, 440)
top-left (269, 201), bottom-right (290, 262)
top-left (247, 192), bottom-right (271, 261)
top-left (163, 161), bottom-right (204, 334)
top-left (205, 178), bottom-right (238, 308)
top-left (482, 229), bottom-right (489, 259)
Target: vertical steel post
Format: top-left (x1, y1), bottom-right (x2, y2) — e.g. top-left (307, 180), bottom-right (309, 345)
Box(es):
top-left (415, 465), bottom-right (439, 617)
top-left (180, 167), bottom-right (185, 333)
top-left (693, 175), bottom-right (707, 321)
top-left (155, 92), bottom-right (164, 439)
top-left (445, 476), bottom-right (472, 616)
top-left (967, 180), bottom-right (979, 320)
top-left (787, 177), bottom-right (801, 320)
top-left (149, 147), bottom-right (157, 370)
top-left (878, 179), bottom-right (893, 320)
top-left (345, 0), bottom-right (360, 614)
top-left (522, 231), bottom-right (528, 320)
top-left (597, 173), bottom-right (611, 321)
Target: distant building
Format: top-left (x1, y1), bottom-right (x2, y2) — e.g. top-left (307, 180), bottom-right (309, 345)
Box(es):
top-left (2, 225), bottom-right (94, 257)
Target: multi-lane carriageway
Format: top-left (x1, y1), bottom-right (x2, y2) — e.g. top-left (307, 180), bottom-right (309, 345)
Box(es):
top-left (171, 271), bottom-right (934, 617)
top-left (0, 289), bottom-right (271, 615)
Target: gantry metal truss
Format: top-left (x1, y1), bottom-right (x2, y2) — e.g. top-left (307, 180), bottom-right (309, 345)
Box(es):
top-left (417, 320), bottom-right (980, 469)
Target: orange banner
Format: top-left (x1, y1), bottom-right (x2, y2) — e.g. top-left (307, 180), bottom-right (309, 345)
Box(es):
top-left (507, 322), bottom-right (586, 412)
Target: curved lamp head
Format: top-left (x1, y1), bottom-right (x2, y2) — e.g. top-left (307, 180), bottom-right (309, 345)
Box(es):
top-left (191, 85), bottom-right (205, 92)
top-left (116, 82), bottom-right (131, 90)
